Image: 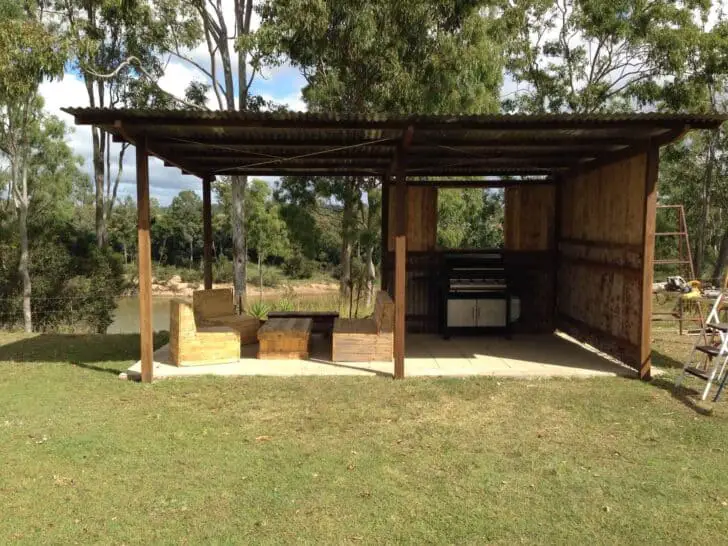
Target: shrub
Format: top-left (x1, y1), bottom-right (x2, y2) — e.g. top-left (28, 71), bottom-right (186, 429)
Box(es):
top-left (180, 268), bottom-right (203, 284)
top-left (273, 298), bottom-right (295, 312)
top-left (153, 265), bottom-right (176, 284)
top-left (261, 268), bottom-right (283, 288)
top-left (282, 252), bottom-right (317, 279)
top-left (1, 234), bottom-right (127, 334)
top-left (213, 255), bottom-right (233, 283)
top-left (246, 300), bottom-right (271, 319)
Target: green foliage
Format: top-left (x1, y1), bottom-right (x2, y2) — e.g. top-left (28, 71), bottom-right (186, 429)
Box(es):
top-left (659, 128), bottom-right (728, 282)
top-left (0, 225), bottom-right (125, 333)
top-left (502, 0), bottom-right (711, 113)
top-left (282, 250), bottom-right (317, 279)
top-left (246, 300), bottom-right (271, 319)
top-left (247, 179), bottom-right (290, 262)
top-left (273, 297), bottom-right (296, 312)
top-left (438, 189), bottom-right (504, 249)
top-left (213, 255), bottom-right (234, 284)
top-left (259, 0), bottom-right (505, 114)
top-left (0, 5), bottom-right (67, 103)
top-left (179, 268), bottom-right (203, 284)
top-left (260, 267), bottom-right (283, 288)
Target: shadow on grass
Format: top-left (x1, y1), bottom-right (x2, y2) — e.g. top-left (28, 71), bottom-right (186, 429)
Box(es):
top-left (649, 376), bottom-right (714, 416)
top-left (0, 332), bottom-right (169, 375)
top-left (652, 349), bottom-right (684, 370)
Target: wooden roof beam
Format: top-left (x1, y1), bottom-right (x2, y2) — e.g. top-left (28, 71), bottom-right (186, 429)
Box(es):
top-left (215, 168), bottom-right (558, 177)
top-left (390, 125), bottom-right (415, 176)
top-left (114, 135), bottom-right (641, 148)
top-left (113, 123), bottom-right (203, 178)
top-left (157, 148), bottom-right (606, 160)
top-left (404, 178), bottom-right (554, 188)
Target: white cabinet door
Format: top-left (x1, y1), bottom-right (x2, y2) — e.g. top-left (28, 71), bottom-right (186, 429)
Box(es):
top-left (447, 299), bottom-right (477, 327)
top-left (476, 299), bottom-right (507, 327)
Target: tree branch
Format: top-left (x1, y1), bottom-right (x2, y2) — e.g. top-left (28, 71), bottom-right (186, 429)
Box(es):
top-left (81, 56), bottom-right (208, 110)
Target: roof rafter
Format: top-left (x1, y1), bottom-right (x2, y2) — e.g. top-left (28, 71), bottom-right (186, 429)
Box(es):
top-left (59, 109), bottom-right (724, 181)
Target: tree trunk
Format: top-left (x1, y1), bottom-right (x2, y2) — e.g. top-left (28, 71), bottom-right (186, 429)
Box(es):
top-left (695, 135), bottom-right (716, 277)
top-left (340, 183), bottom-right (357, 298)
top-left (365, 245), bottom-right (375, 306)
top-left (712, 224), bottom-right (728, 287)
top-left (340, 219), bottom-right (353, 299)
top-left (92, 127), bottom-right (107, 247)
top-left (365, 187), bottom-right (378, 305)
top-left (259, 252), bottom-right (263, 299)
top-left (231, 174), bottom-right (248, 312)
top-left (18, 165), bottom-right (31, 333)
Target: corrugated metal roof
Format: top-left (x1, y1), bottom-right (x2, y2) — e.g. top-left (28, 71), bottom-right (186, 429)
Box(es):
top-left (62, 107), bottom-right (727, 125)
top-left (61, 108), bottom-right (727, 179)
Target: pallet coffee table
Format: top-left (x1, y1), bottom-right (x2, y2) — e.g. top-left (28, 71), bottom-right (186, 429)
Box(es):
top-left (267, 311), bottom-right (339, 335)
top-left (257, 317), bottom-right (313, 360)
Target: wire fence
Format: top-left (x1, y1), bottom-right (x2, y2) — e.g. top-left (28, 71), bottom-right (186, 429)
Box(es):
top-left (0, 296), bottom-right (117, 334)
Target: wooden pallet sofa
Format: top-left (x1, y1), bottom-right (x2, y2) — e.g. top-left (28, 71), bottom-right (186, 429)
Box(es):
top-left (332, 291), bottom-right (394, 362)
top-left (169, 299), bottom-right (240, 366)
top-left (192, 288), bottom-right (260, 345)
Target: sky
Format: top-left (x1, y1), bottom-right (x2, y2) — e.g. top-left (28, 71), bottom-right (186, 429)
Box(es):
top-left (38, 5), bottom-right (526, 206)
top-left (38, 7), bottom-right (308, 206)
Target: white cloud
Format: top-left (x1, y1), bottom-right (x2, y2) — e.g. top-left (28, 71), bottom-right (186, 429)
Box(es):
top-left (39, 74), bottom-right (200, 204)
top-left (261, 90), bottom-right (307, 112)
top-left (37, 2), bottom-right (309, 205)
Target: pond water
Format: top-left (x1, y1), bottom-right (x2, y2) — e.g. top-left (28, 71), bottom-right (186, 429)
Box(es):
top-left (108, 296), bottom-right (176, 334)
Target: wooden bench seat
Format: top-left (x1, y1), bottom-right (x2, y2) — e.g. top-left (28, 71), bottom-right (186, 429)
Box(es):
top-left (169, 299), bottom-right (240, 366)
top-left (257, 317), bottom-right (313, 360)
top-left (332, 291), bottom-right (394, 362)
top-left (333, 318), bottom-right (377, 335)
top-left (193, 288), bottom-right (260, 345)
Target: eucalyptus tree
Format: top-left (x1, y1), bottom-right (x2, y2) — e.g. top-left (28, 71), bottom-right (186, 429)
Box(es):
top-left (0, 1), bottom-right (67, 331)
top-left (245, 179), bottom-right (290, 296)
top-left (259, 0), bottom-right (508, 295)
top-left (59, 0), bottom-right (199, 248)
top-left (163, 0), bottom-right (272, 311)
top-left (501, 0), bottom-right (712, 113)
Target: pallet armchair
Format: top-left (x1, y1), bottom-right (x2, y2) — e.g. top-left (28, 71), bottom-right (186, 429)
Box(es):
top-left (332, 291), bottom-right (394, 362)
top-left (169, 299), bottom-right (240, 366)
top-left (192, 288), bottom-right (260, 345)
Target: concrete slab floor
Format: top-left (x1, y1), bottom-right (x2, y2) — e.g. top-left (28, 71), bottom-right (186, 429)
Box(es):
top-left (123, 332), bottom-right (636, 381)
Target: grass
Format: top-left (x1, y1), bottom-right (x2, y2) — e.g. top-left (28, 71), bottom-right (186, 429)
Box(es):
top-left (1, 330), bottom-right (728, 544)
top-left (251, 290), bottom-right (376, 319)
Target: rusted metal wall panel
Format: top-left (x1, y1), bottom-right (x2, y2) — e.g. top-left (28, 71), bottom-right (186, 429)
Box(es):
top-left (388, 186), bottom-right (437, 252)
top-left (504, 185), bottom-right (556, 333)
top-left (556, 153), bottom-right (649, 369)
top-left (505, 185), bottom-right (556, 251)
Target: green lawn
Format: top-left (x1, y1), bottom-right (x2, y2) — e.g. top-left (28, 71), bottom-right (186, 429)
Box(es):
top-left (1, 331), bottom-right (728, 544)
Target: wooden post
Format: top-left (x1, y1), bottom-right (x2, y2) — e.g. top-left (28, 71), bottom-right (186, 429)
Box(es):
top-left (136, 135), bottom-right (154, 383)
top-left (381, 175), bottom-right (390, 292)
top-left (552, 175), bottom-right (563, 329)
top-left (394, 235), bottom-right (406, 379)
top-left (391, 126), bottom-right (412, 379)
top-left (394, 182), bottom-right (408, 238)
top-left (393, 176), bottom-right (408, 379)
top-left (202, 175), bottom-right (213, 290)
top-left (639, 147), bottom-right (659, 381)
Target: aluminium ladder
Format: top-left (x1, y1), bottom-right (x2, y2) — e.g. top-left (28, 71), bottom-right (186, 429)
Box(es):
top-left (675, 277), bottom-right (728, 402)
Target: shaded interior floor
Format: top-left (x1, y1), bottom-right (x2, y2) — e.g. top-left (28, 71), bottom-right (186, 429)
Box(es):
top-left (125, 332), bottom-right (634, 380)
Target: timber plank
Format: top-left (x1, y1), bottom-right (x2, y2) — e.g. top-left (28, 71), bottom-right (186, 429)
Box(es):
top-left (136, 137), bottom-right (154, 383)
